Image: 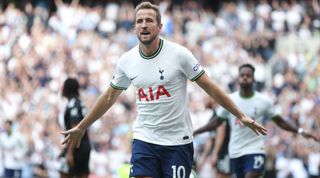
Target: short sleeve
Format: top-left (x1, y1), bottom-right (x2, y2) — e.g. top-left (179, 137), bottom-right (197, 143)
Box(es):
top-left (110, 61), bottom-right (131, 90)
top-left (178, 48), bottom-right (205, 81)
top-left (265, 98), bottom-right (276, 118)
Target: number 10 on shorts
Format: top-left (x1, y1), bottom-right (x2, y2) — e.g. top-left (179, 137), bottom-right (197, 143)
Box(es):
top-left (171, 165), bottom-right (186, 178)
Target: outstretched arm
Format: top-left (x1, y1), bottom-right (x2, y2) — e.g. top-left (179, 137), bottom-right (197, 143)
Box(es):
top-left (193, 116), bottom-right (224, 136)
top-left (272, 115), bottom-right (319, 142)
top-left (196, 73), bottom-right (267, 135)
top-left (62, 86), bottom-right (123, 148)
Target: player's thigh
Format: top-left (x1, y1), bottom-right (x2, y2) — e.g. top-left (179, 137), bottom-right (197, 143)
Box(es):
top-left (130, 139), bottom-right (162, 178)
top-left (161, 142), bottom-right (194, 178)
top-left (243, 154), bottom-right (265, 178)
top-left (72, 148), bottom-right (91, 175)
top-left (230, 157), bottom-right (245, 178)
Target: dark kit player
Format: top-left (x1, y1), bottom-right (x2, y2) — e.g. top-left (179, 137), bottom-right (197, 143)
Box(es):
top-left (59, 77), bottom-right (91, 178)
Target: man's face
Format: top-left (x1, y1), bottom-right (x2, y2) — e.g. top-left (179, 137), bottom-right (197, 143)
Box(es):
top-left (4, 122), bottom-right (12, 133)
top-left (238, 67), bottom-right (254, 89)
top-left (134, 9), bottom-right (162, 45)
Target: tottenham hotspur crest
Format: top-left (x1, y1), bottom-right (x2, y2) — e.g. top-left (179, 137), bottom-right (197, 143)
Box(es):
top-left (159, 68), bottom-right (164, 80)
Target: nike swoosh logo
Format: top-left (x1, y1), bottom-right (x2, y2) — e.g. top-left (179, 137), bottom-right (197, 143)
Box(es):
top-left (130, 76), bottom-right (138, 81)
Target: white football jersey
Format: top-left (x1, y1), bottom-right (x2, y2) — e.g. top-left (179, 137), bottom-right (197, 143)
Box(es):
top-left (111, 39), bottom-right (204, 145)
top-left (217, 91), bottom-right (274, 158)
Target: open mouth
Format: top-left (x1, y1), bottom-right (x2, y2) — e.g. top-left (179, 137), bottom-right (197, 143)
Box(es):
top-left (141, 31), bottom-right (150, 35)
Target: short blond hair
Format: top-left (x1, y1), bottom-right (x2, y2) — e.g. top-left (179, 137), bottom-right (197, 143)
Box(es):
top-left (134, 1), bottom-right (161, 25)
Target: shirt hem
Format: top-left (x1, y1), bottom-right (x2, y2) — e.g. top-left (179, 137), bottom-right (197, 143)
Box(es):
top-left (133, 135), bottom-right (193, 146)
top-left (230, 150), bottom-right (265, 159)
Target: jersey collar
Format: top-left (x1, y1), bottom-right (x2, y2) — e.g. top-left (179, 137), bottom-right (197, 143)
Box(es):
top-left (139, 39), bottom-right (163, 60)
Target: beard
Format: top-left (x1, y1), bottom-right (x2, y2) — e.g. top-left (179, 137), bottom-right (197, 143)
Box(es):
top-left (138, 33), bottom-right (157, 45)
top-left (240, 83), bottom-right (253, 90)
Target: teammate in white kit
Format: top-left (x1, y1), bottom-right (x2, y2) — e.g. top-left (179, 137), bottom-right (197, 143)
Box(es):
top-left (193, 63), bottom-right (319, 178)
top-left (61, 2), bottom-right (267, 178)
top-left (0, 120), bottom-right (28, 178)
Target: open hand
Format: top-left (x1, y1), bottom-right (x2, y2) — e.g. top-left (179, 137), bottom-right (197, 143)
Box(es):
top-left (240, 116), bottom-right (267, 135)
top-left (61, 126), bottom-right (86, 148)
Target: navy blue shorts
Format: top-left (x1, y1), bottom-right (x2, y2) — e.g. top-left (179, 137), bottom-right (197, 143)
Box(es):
top-left (4, 168), bottom-right (22, 178)
top-left (230, 153), bottom-right (265, 178)
top-left (129, 139), bottom-right (194, 178)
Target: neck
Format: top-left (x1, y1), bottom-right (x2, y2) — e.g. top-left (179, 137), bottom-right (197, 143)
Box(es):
top-left (139, 38), bottom-right (160, 56)
top-left (240, 88), bottom-right (254, 98)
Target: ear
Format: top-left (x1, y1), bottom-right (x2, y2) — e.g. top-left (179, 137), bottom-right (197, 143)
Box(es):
top-left (158, 23), bottom-right (163, 30)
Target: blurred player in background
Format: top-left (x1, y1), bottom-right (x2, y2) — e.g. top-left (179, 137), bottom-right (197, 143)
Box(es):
top-left (193, 63), bottom-right (319, 178)
top-left (61, 2), bottom-right (266, 178)
top-left (0, 120), bottom-right (28, 178)
top-left (59, 77), bottom-right (91, 178)
top-left (197, 118), bottom-right (232, 178)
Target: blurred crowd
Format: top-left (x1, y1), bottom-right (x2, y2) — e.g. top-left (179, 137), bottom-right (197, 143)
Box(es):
top-left (0, 0), bottom-right (319, 177)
